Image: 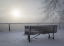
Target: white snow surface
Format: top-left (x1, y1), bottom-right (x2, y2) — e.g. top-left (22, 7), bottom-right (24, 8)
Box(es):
top-left (0, 29), bottom-right (64, 46)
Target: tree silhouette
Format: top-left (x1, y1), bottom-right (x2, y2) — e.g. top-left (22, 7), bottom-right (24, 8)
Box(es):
top-left (39, 0), bottom-right (64, 23)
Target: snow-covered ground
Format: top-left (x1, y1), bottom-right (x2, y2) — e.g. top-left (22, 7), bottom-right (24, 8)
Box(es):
top-left (0, 29), bottom-right (64, 46)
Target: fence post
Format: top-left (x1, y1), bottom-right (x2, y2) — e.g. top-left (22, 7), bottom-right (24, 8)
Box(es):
top-left (59, 23), bottom-right (60, 29)
top-left (9, 23), bottom-right (10, 31)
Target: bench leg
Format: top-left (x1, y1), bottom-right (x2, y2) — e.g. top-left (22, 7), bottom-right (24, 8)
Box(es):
top-left (28, 34), bottom-right (30, 42)
top-left (52, 32), bottom-right (54, 39)
top-left (52, 26), bottom-right (54, 39)
top-left (48, 33), bottom-right (50, 39)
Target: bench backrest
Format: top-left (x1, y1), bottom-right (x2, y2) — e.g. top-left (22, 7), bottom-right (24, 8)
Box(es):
top-left (25, 25), bottom-right (57, 35)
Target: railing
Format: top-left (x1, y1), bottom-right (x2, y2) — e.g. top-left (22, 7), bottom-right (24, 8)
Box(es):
top-left (0, 23), bottom-right (61, 32)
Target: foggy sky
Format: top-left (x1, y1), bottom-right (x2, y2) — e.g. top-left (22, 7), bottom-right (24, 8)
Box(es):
top-left (0, 0), bottom-right (64, 23)
top-left (0, 0), bottom-right (43, 23)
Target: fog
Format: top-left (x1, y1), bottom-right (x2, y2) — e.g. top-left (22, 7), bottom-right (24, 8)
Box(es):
top-left (0, 0), bottom-right (43, 23)
top-left (0, 0), bottom-right (64, 31)
top-left (0, 0), bottom-right (64, 23)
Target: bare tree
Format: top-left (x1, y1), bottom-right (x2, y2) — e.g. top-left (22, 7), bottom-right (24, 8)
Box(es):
top-left (39, 0), bottom-right (64, 23)
top-left (58, 9), bottom-right (64, 22)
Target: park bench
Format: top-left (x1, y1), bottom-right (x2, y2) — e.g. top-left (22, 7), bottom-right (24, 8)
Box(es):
top-left (24, 25), bottom-right (57, 42)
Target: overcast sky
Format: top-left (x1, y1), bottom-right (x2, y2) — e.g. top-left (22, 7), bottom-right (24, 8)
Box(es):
top-left (0, 0), bottom-right (44, 23)
top-left (0, 0), bottom-right (64, 23)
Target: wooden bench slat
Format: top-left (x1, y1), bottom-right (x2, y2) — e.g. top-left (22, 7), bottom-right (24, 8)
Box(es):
top-left (25, 25), bottom-right (57, 35)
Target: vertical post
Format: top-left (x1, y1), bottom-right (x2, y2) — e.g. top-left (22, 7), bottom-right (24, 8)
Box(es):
top-left (9, 23), bottom-right (10, 31)
top-left (48, 33), bottom-right (50, 39)
top-left (59, 23), bottom-right (60, 29)
top-left (53, 26), bottom-right (54, 39)
top-left (28, 26), bottom-right (31, 42)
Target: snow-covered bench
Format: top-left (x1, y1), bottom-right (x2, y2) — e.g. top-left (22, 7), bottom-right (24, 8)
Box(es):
top-left (25, 25), bottom-right (57, 42)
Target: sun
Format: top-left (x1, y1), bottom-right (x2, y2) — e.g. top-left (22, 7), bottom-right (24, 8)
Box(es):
top-left (11, 9), bottom-right (21, 18)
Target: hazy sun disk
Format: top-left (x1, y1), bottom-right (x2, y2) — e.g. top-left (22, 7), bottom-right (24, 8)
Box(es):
top-left (11, 9), bottom-right (21, 18)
